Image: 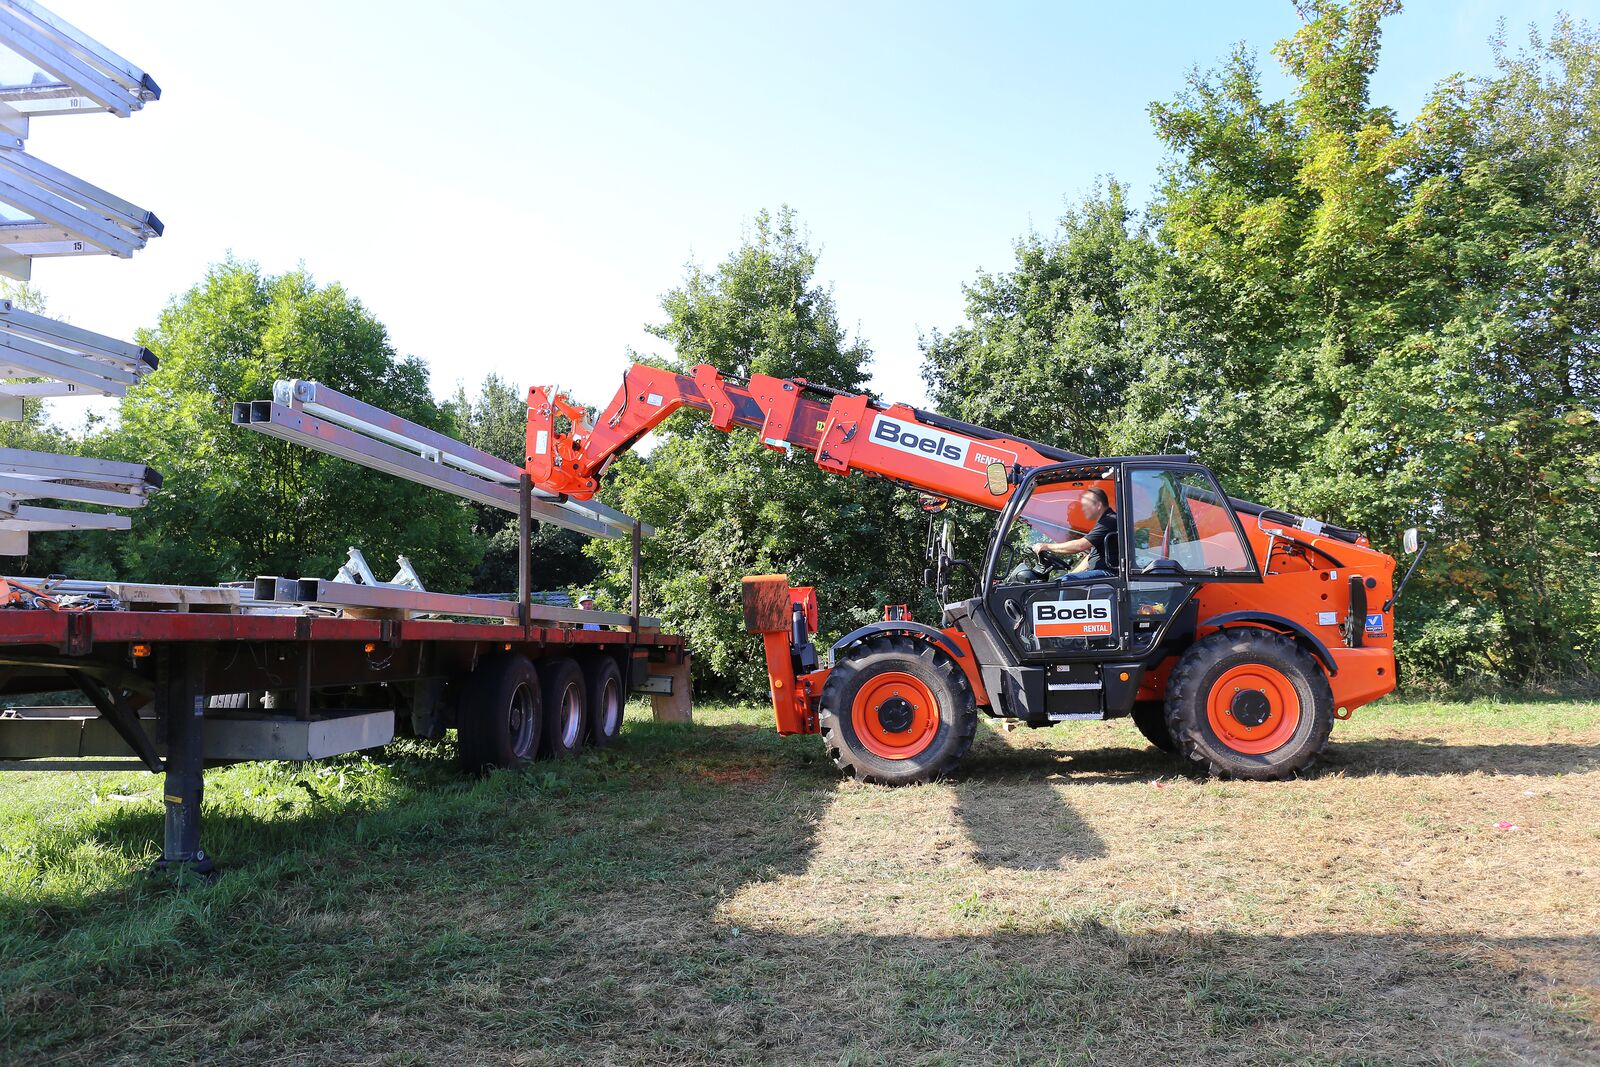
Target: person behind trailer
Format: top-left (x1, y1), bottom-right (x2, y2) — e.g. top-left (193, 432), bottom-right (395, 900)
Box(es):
top-left (1031, 486), bottom-right (1118, 581)
top-left (577, 593), bottom-right (605, 631)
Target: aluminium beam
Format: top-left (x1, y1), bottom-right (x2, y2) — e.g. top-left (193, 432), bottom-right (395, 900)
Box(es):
top-left (0, 0), bottom-right (159, 119)
top-left (275, 379), bottom-right (651, 537)
top-left (0, 447), bottom-right (159, 487)
top-left (0, 136), bottom-right (160, 261)
top-left (0, 500), bottom-right (129, 530)
top-left (0, 471), bottom-right (149, 507)
top-left (261, 576), bottom-right (658, 628)
top-left (233, 400), bottom-right (622, 539)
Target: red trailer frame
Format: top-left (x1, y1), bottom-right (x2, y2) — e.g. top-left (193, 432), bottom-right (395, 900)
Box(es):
top-left (0, 608), bottom-right (687, 878)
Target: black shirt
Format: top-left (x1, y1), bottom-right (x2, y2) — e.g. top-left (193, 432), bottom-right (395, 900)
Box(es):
top-left (1084, 509), bottom-right (1118, 573)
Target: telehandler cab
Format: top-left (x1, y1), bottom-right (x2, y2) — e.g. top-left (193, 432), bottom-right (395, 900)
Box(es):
top-left (526, 363), bottom-right (1416, 784)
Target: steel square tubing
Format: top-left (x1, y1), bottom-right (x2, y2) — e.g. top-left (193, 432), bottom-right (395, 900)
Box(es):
top-left (233, 401), bottom-right (618, 539)
top-left (279, 380), bottom-right (650, 537)
top-left (280, 378), bottom-right (523, 485)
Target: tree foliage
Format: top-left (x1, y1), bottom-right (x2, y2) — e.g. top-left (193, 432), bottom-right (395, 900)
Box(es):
top-left (587, 208), bottom-right (929, 696)
top-left (924, 2), bottom-right (1600, 685)
top-left (96, 259), bottom-right (480, 587)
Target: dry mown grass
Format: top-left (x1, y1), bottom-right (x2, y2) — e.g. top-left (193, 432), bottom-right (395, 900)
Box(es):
top-left (0, 698), bottom-right (1596, 1065)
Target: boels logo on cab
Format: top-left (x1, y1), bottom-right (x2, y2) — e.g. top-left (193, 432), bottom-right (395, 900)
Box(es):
top-left (1033, 599), bottom-right (1114, 638)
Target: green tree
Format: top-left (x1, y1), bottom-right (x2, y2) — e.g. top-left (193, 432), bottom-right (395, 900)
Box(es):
top-left (921, 180), bottom-right (1157, 456)
top-left (98, 258), bottom-right (480, 587)
top-left (589, 208), bottom-right (929, 696)
top-left (924, 2), bottom-right (1600, 684)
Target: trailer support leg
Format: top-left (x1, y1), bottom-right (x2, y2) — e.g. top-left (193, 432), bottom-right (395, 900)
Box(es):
top-left (150, 647), bottom-right (214, 881)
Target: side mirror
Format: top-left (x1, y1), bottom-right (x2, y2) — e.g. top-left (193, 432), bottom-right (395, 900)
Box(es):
top-left (985, 461), bottom-right (1008, 497)
top-left (1403, 527), bottom-right (1420, 554)
top-left (1135, 527), bottom-right (1150, 549)
top-left (920, 494), bottom-right (949, 513)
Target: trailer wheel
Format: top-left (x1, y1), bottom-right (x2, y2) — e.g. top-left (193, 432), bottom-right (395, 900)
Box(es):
top-left (1165, 630), bottom-right (1334, 780)
top-left (457, 654), bottom-right (542, 772)
top-left (584, 656), bottom-right (625, 747)
top-left (540, 657), bottom-right (587, 759)
top-left (1130, 700), bottom-right (1176, 752)
top-left (818, 636), bottom-right (975, 785)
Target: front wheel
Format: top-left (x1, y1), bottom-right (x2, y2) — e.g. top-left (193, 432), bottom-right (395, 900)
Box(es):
top-left (818, 636), bottom-right (976, 785)
top-left (1165, 629), bottom-right (1334, 780)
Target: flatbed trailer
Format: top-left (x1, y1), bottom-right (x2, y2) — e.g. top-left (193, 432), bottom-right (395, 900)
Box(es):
top-left (0, 604), bottom-right (689, 878)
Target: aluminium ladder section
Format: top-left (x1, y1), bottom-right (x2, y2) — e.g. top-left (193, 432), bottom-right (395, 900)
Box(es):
top-left (233, 379), bottom-right (651, 541)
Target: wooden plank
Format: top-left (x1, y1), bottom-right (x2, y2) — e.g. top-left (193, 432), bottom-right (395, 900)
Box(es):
top-left (649, 656), bottom-right (693, 724)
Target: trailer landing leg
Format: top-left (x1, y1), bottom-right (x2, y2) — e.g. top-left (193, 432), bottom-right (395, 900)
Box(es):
top-left (149, 648), bottom-right (216, 882)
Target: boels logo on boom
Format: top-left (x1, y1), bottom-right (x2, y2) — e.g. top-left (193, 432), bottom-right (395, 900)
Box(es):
top-left (1033, 599), bottom-right (1114, 639)
top-left (870, 415), bottom-right (1017, 474)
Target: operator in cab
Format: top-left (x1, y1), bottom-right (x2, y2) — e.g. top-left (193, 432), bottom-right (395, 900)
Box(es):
top-left (1031, 487), bottom-right (1117, 581)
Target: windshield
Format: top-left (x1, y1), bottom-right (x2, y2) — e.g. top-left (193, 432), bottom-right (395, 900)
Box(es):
top-left (992, 469), bottom-right (1117, 584)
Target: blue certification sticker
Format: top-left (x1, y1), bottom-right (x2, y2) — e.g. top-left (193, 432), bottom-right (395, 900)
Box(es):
top-left (1365, 612), bottom-right (1386, 636)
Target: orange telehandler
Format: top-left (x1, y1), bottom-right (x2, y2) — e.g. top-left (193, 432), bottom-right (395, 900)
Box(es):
top-left (526, 363), bottom-right (1421, 784)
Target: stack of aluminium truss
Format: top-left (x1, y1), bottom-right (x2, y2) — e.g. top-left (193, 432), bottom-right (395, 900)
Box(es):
top-left (0, 1), bottom-right (161, 555)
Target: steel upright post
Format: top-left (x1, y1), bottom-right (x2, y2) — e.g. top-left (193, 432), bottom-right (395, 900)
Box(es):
top-left (518, 473), bottom-right (532, 628)
top-left (631, 520), bottom-right (642, 629)
top-left (151, 645), bottom-right (213, 879)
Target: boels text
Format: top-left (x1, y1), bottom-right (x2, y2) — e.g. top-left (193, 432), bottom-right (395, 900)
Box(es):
top-left (1033, 598), bottom-right (1115, 638)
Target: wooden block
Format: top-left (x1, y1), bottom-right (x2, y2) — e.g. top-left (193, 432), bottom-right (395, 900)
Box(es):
top-left (649, 656), bottom-right (693, 724)
top-left (741, 574), bottom-right (791, 634)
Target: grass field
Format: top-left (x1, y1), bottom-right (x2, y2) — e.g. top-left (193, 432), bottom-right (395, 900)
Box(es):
top-left (1, 697), bottom-right (1597, 1065)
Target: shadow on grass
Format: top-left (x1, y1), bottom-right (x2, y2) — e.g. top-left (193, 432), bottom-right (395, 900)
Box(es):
top-left (5, 716), bottom-right (1599, 1064)
top-left (1320, 738), bottom-right (1600, 778)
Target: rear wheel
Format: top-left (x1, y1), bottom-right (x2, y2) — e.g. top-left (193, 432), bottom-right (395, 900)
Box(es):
top-left (1130, 700), bottom-right (1176, 752)
top-left (818, 636), bottom-right (975, 785)
top-left (457, 654), bottom-right (542, 772)
top-left (540, 657), bottom-right (587, 759)
top-left (1165, 630), bottom-right (1334, 780)
top-left (584, 655), bottom-right (625, 747)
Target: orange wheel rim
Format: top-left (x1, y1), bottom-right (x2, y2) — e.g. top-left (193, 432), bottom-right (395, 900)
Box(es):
top-left (850, 671), bottom-right (939, 760)
top-left (1205, 664), bottom-right (1301, 755)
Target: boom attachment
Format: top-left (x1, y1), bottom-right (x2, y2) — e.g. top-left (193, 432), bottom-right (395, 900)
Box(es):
top-left (526, 363), bottom-right (1060, 509)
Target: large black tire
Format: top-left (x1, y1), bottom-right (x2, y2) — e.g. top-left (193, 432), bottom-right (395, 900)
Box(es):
top-left (540, 657), bottom-right (587, 759)
top-left (457, 654), bottom-right (542, 772)
top-left (1165, 630), bottom-right (1334, 780)
top-left (583, 655), bottom-right (625, 748)
top-left (1130, 700), bottom-right (1176, 752)
top-left (818, 636), bottom-right (976, 785)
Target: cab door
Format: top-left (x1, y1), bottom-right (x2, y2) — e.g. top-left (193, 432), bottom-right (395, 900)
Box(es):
top-left (982, 463), bottom-right (1131, 665)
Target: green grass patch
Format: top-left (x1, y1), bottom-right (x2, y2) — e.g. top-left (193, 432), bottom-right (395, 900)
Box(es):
top-left (1, 698), bottom-right (1596, 1065)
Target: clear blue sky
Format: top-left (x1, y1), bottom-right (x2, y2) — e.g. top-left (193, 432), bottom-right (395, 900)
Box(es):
top-left (22, 0), bottom-right (1597, 423)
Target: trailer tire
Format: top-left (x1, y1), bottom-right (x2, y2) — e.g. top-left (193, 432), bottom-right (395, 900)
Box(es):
top-left (457, 654), bottom-right (542, 773)
top-left (819, 635), bottom-right (975, 786)
top-left (1165, 629), bottom-right (1334, 780)
top-left (540, 657), bottom-right (587, 759)
top-left (584, 656), bottom-right (625, 747)
top-left (1130, 700), bottom-right (1176, 752)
